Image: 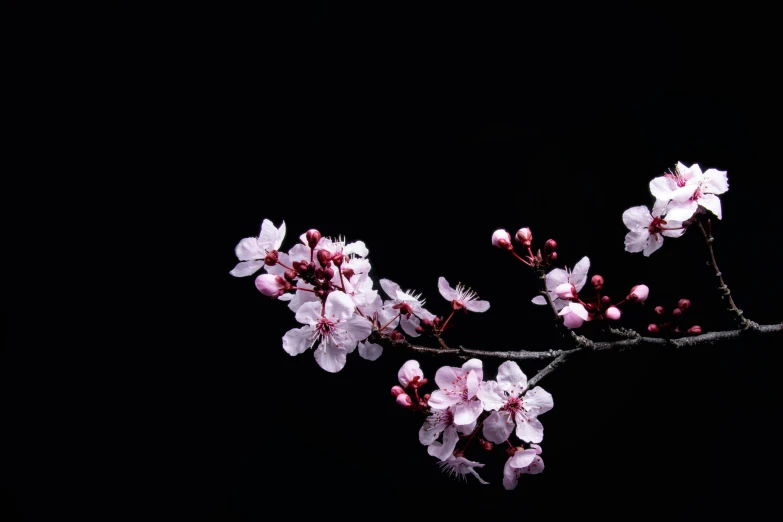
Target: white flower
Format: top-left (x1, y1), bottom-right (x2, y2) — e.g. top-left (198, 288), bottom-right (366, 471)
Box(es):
top-left (503, 444), bottom-right (544, 490)
top-left (437, 277), bottom-right (490, 313)
top-left (477, 361), bottom-right (553, 444)
top-left (398, 360), bottom-right (424, 387)
top-left (379, 279), bottom-right (436, 337)
top-left (419, 406), bottom-right (476, 461)
top-left (281, 291), bottom-right (372, 373)
top-left (531, 257), bottom-right (590, 311)
top-left (559, 302), bottom-right (589, 329)
top-left (427, 359), bottom-right (484, 425)
top-left (435, 452), bottom-right (489, 484)
top-left (649, 162), bottom-right (729, 221)
top-left (623, 205), bottom-right (686, 257)
top-left (229, 219), bottom-right (286, 277)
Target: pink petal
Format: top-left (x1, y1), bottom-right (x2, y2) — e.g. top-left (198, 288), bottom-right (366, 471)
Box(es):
top-left (465, 300), bottom-right (490, 313)
top-left (497, 361), bottom-right (527, 393)
top-left (622, 205), bottom-right (653, 231)
top-left (523, 386), bottom-right (554, 416)
top-left (357, 341), bottom-right (383, 361)
top-left (531, 295), bottom-right (547, 305)
top-left (341, 315), bottom-right (373, 344)
top-left (664, 200), bottom-right (699, 221)
top-left (397, 360), bottom-right (423, 387)
top-left (453, 399), bottom-right (483, 425)
top-left (461, 358), bottom-right (483, 382)
top-left (649, 176), bottom-right (676, 201)
top-left (643, 233), bottom-right (664, 257)
top-left (234, 237), bottom-right (263, 261)
top-left (438, 277), bottom-right (458, 301)
top-left (434, 365), bottom-right (461, 390)
top-left (379, 278), bottom-right (401, 300)
top-left (510, 448), bottom-right (537, 468)
top-left (702, 168), bottom-right (729, 195)
top-left (514, 413), bottom-right (544, 443)
top-left (570, 257), bottom-right (591, 291)
top-left (400, 315), bottom-right (421, 337)
top-left (324, 291), bottom-right (356, 322)
top-left (476, 381), bottom-right (506, 411)
top-left (427, 390), bottom-right (460, 410)
top-left (482, 411), bottom-right (514, 444)
top-left (313, 340), bottom-right (347, 373)
top-left (624, 231), bottom-right (649, 253)
top-left (698, 193), bottom-right (722, 220)
top-left (229, 260), bottom-right (265, 277)
top-left (282, 325), bottom-right (314, 356)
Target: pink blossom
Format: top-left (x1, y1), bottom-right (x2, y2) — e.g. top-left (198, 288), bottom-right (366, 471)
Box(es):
top-left (427, 359), bottom-right (484, 425)
top-left (605, 306), bottom-right (621, 321)
top-left (230, 219), bottom-right (286, 277)
top-left (623, 205), bottom-right (686, 257)
top-left (492, 229), bottom-right (513, 250)
top-left (503, 444), bottom-right (544, 490)
top-left (532, 257), bottom-right (590, 310)
top-left (554, 283), bottom-right (576, 300)
top-left (398, 360), bottom-right (424, 387)
top-left (419, 406), bottom-right (476, 461)
top-left (477, 361), bottom-right (553, 444)
top-left (380, 279), bottom-right (436, 337)
top-left (254, 274), bottom-right (287, 297)
top-left (559, 302), bottom-right (589, 329)
top-left (628, 284), bottom-right (650, 303)
top-left (649, 162), bottom-right (729, 221)
top-left (437, 277), bottom-right (490, 312)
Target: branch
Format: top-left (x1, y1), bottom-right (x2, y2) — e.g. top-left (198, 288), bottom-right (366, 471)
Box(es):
top-left (697, 219), bottom-right (758, 330)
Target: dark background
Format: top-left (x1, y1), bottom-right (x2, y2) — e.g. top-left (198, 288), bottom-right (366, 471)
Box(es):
top-left (3, 3), bottom-right (782, 521)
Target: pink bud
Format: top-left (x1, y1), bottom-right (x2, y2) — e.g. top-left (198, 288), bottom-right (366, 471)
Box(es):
top-left (678, 298), bottom-right (691, 310)
top-left (654, 306), bottom-right (665, 315)
top-left (648, 323), bottom-right (660, 333)
top-left (324, 267), bottom-right (335, 280)
top-left (601, 296), bottom-right (611, 306)
top-left (341, 268), bottom-right (355, 280)
top-left (628, 284), bottom-right (649, 303)
top-left (555, 283), bottom-right (577, 300)
top-left (284, 269), bottom-right (297, 283)
top-left (306, 229), bottom-right (321, 248)
top-left (415, 326), bottom-right (424, 334)
top-left (672, 308), bottom-right (683, 317)
top-left (492, 229), bottom-right (513, 251)
top-left (549, 252), bottom-right (558, 262)
top-left (605, 306), bottom-right (621, 321)
top-left (264, 250), bottom-right (278, 266)
top-left (255, 274), bottom-right (286, 297)
top-left (391, 385), bottom-right (405, 397)
top-left (688, 325), bottom-right (702, 335)
top-left (331, 252), bottom-right (344, 267)
top-left (591, 275), bottom-right (604, 290)
top-left (316, 249), bottom-right (332, 267)
top-left (422, 393), bottom-right (430, 402)
top-left (480, 440), bottom-right (494, 452)
top-left (395, 393), bottom-right (413, 408)
top-left (515, 227), bottom-right (533, 246)
top-left (315, 267), bottom-right (325, 280)
top-left (544, 239), bottom-right (557, 254)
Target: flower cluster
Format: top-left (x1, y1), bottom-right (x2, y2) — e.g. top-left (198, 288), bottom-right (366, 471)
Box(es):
top-left (393, 359), bottom-right (552, 489)
top-left (624, 162), bottom-right (728, 256)
top-left (230, 220), bottom-right (489, 372)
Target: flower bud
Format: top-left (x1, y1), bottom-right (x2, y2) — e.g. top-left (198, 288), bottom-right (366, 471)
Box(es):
top-left (688, 325), bottom-right (702, 335)
top-left (628, 284), bottom-right (649, 303)
top-left (506, 445), bottom-right (519, 458)
top-left (421, 318), bottom-right (433, 327)
top-left (647, 323), bottom-right (660, 333)
top-left (316, 288), bottom-right (327, 298)
top-left (654, 306), bottom-right (665, 315)
top-left (601, 296), bottom-right (611, 306)
top-left (307, 262), bottom-right (316, 273)
top-left (264, 250), bottom-right (279, 266)
top-left (422, 393), bottom-right (430, 402)
top-left (255, 274), bottom-right (286, 297)
top-left (415, 326), bottom-right (425, 334)
top-left (605, 306), bottom-right (621, 321)
top-left (678, 298), bottom-right (691, 310)
top-left (315, 267), bottom-right (325, 280)
top-left (341, 268), bottom-right (355, 280)
top-left (316, 249), bottom-right (332, 267)
top-left (397, 360), bottom-right (423, 387)
top-left (324, 267), bottom-right (335, 280)
top-left (554, 283), bottom-right (577, 300)
top-left (395, 393), bottom-right (413, 408)
top-left (331, 252), bottom-right (344, 267)
top-left (390, 331), bottom-right (405, 342)
top-left (549, 252), bottom-right (558, 262)
top-left (284, 269), bottom-right (297, 283)
top-left (306, 229), bottom-right (321, 248)
top-left (591, 275), bottom-right (604, 290)
top-left (492, 229), bottom-right (513, 251)
top-left (391, 385), bottom-right (405, 397)
top-left (672, 308), bottom-right (683, 317)
top-left (480, 439), bottom-right (494, 452)
top-left (515, 227), bottom-right (533, 246)
top-left (544, 239), bottom-right (557, 254)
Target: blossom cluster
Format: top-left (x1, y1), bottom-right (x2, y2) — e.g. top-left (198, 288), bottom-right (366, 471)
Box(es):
top-left (393, 359), bottom-right (550, 489)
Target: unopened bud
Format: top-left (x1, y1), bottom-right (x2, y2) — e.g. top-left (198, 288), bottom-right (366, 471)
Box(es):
top-left (306, 229), bottom-right (321, 248)
top-left (264, 251), bottom-right (279, 266)
top-left (628, 284), bottom-right (649, 303)
top-left (655, 306), bottom-right (665, 315)
top-left (391, 385), bottom-right (405, 397)
top-left (672, 308), bottom-right (683, 317)
top-left (688, 325), bottom-right (702, 335)
top-left (422, 393), bottom-right (430, 402)
top-left (549, 252), bottom-right (558, 262)
top-left (648, 323), bottom-right (660, 333)
top-left (421, 318), bottom-right (433, 327)
top-left (395, 393), bottom-right (413, 408)
top-left (284, 269), bottom-right (297, 283)
top-left (315, 267), bottom-right (325, 280)
top-left (316, 249), bottom-right (332, 267)
top-left (555, 283), bottom-right (577, 300)
top-left (678, 298), bottom-right (691, 310)
top-left (515, 227), bottom-right (533, 246)
top-left (307, 262), bottom-right (316, 273)
top-left (591, 274), bottom-right (604, 290)
top-left (605, 306), bottom-right (621, 321)
top-left (492, 229), bottom-right (514, 251)
top-left (341, 268), bottom-right (354, 279)
top-left (601, 296), bottom-right (611, 306)
top-left (316, 288), bottom-right (326, 298)
top-left (415, 326), bottom-right (424, 334)
top-left (390, 331), bottom-right (405, 342)
top-left (331, 252), bottom-right (344, 267)
top-left (324, 267), bottom-right (335, 280)
top-left (255, 274), bottom-right (286, 297)
top-left (544, 239), bottom-right (557, 254)
top-left (480, 439), bottom-right (494, 452)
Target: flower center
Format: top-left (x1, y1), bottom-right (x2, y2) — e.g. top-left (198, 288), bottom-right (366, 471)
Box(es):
top-left (315, 318), bottom-right (336, 337)
top-left (503, 395), bottom-right (522, 414)
top-left (648, 216), bottom-right (667, 234)
top-left (690, 187), bottom-right (702, 201)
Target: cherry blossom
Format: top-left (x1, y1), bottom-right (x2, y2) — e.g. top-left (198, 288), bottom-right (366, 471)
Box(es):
top-left (427, 359), bottom-right (484, 425)
top-left (477, 361), bottom-right (553, 444)
top-left (434, 451), bottom-right (489, 484)
top-left (437, 277), bottom-right (490, 312)
top-left (623, 205), bottom-right (686, 257)
top-left (559, 302), bottom-right (589, 329)
top-left (254, 274), bottom-right (288, 297)
top-left (229, 219), bottom-right (286, 277)
top-left (398, 360), bottom-right (424, 387)
top-left (531, 256), bottom-right (590, 310)
top-left (649, 162), bottom-right (729, 221)
top-left (492, 229), bottom-right (513, 250)
top-left (419, 406), bottom-right (477, 461)
top-left (281, 291), bottom-right (372, 372)
top-left (503, 444), bottom-right (544, 490)
top-left (379, 279), bottom-right (436, 337)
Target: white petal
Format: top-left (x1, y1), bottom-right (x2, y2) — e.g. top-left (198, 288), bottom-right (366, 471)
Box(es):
top-left (418, 415), bottom-right (448, 446)
top-left (313, 340), bottom-right (347, 373)
top-left (624, 231), bottom-right (649, 253)
top-left (453, 399), bottom-right (483, 425)
top-left (258, 219), bottom-right (280, 251)
top-left (622, 205), bottom-right (652, 231)
top-left (229, 260), bottom-right (265, 277)
top-left (545, 269), bottom-right (569, 291)
top-left (698, 193), bottom-right (723, 220)
top-left (461, 359), bottom-right (483, 382)
top-left (434, 366), bottom-right (461, 390)
top-left (649, 176), bottom-right (675, 201)
top-left (427, 390), bottom-right (460, 410)
top-left (476, 381), bottom-right (506, 411)
top-left (482, 411), bottom-right (515, 444)
top-left (663, 201), bottom-right (698, 222)
top-left (455, 418), bottom-right (477, 435)
top-left (465, 300), bottom-right (490, 313)
top-left (524, 455), bottom-right (545, 475)
top-left (379, 279), bottom-right (401, 300)
top-left (400, 315), bottom-right (421, 337)
top-left (671, 185), bottom-right (696, 203)
top-left (357, 341), bottom-right (383, 361)
top-left (523, 386), bottom-right (554, 416)
top-left (660, 219), bottom-right (686, 238)
top-left (497, 361), bottom-right (527, 393)
top-left (287, 284), bottom-right (318, 313)
top-left (531, 295), bottom-right (547, 305)
top-left (341, 314), bottom-right (372, 343)
top-left (429, 425), bottom-right (459, 461)
top-left (702, 168), bottom-right (729, 195)
top-left (570, 257), bottom-right (590, 291)
top-left (514, 413), bottom-right (544, 443)
top-left (643, 233), bottom-right (664, 257)
top-left (503, 459), bottom-right (520, 490)
top-left (652, 198), bottom-right (669, 218)
top-left (343, 240), bottom-right (369, 258)
top-left (294, 301), bottom-right (321, 325)
top-left (398, 360), bottom-right (422, 387)
top-left (324, 291), bottom-right (356, 322)
top-left (282, 325), bottom-right (315, 356)
top-left (438, 277), bottom-right (459, 301)
top-left (681, 163), bottom-right (702, 182)
top-left (287, 244), bottom-right (311, 264)
top-left (510, 449), bottom-right (537, 468)
top-left (234, 237), bottom-right (263, 261)
top-left (415, 307), bottom-right (436, 322)
top-left (466, 369), bottom-right (479, 400)
top-left (567, 302), bottom-right (589, 320)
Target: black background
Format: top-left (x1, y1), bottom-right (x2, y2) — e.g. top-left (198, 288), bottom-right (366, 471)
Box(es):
top-left (3, 3), bottom-right (783, 521)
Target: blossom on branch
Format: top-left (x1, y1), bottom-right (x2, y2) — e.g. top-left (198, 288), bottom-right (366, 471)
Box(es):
top-left (531, 256), bottom-right (590, 310)
top-left (427, 359), bottom-right (484, 425)
top-left (622, 205), bottom-right (685, 257)
top-left (503, 444), bottom-right (544, 490)
top-left (380, 279), bottom-right (436, 337)
top-left (229, 219), bottom-right (286, 277)
top-left (649, 162), bottom-right (729, 221)
top-left (437, 277), bottom-right (490, 312)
